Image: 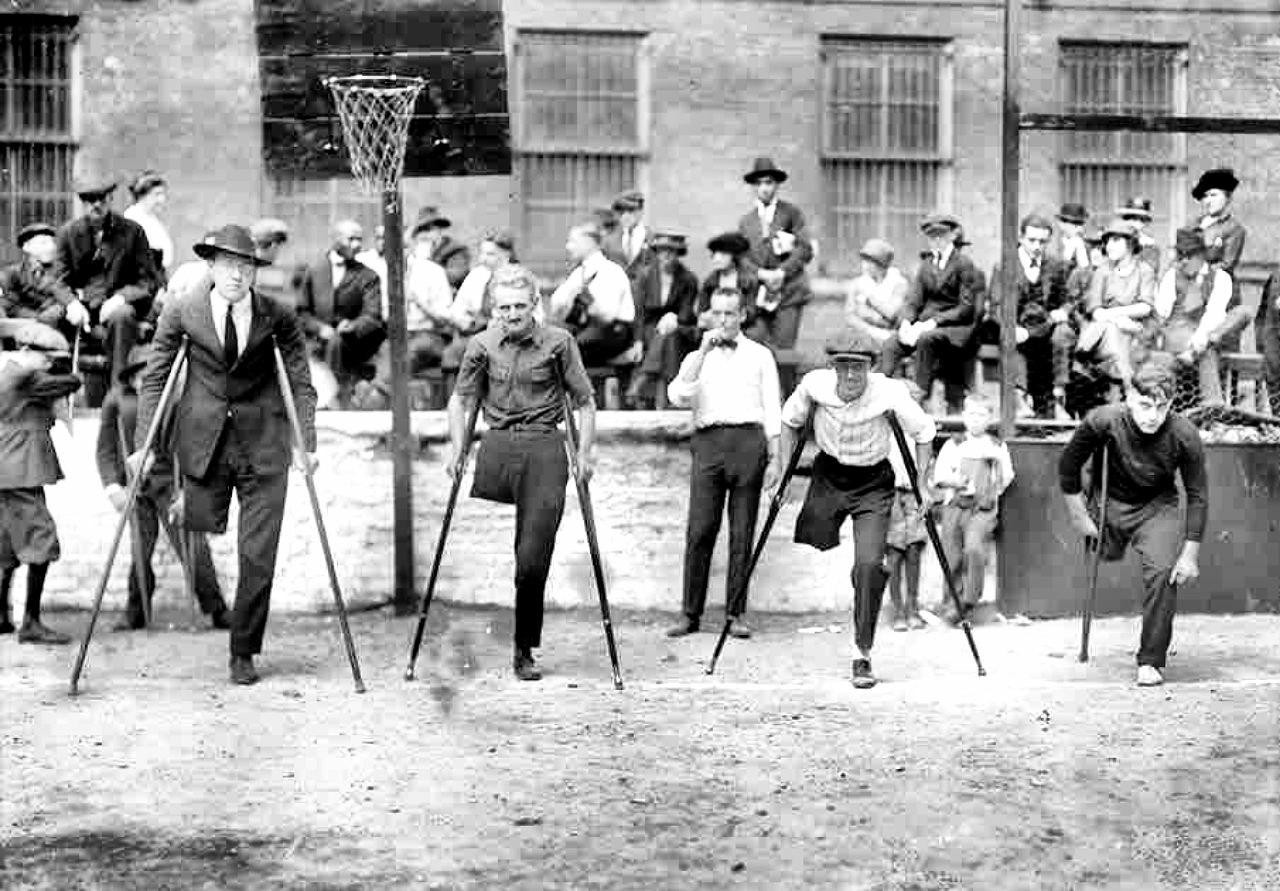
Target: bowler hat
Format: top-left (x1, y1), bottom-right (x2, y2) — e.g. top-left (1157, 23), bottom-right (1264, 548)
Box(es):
top-left (118, 345), bottom-right (154, 384)
top-left (1191, 167), bottom-right (1240, 201)
top-left (12, 321), bottom-right (70, 353)
top-left (73, 175), bottom-right (117, 199)
top-left (193, 224), bottom-right (270, 266)
top-left (858, 238), bottom-right (895, 268)
top-left (15, 223), bottom-right (56, 248)
top-left (1173, 227), bottom-right (1206, 258)
top-left (1116, 196), bottom-right (1154, 222)
top-left (610, 190), bottom-right (645, 213)
top-left (651, 232), bottom-right (688, 255)
top-left (824, 327), bottom-right (880, 361)
top-left (410, 206), bottom-right (452, 237)
top-left (1056, 202), bottom-right (1088, 225)
top-left (743, 157), bottom-right (788, 184)
top-left (707, 231), bottom-right (751, 257)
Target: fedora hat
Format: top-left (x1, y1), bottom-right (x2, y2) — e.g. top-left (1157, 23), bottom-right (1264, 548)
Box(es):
top-left (858, 237), bottom-right (895, 268)
top-left (707, 231), bottom-right (751, 257)
top-left (15, 223), bottom-right (56, 248)
top-left (410, 206), bottom-right (452, 237)
top-left (118, 344), bottom-right (155, 384)
top-left (743, 157), bottom-right (788, 184)
top-left (1116, 196), bottom-right (1154, 222)
top-left (651, 232), bottom-right (688, 255)
top-left (1191, 167), bottom-right (1239, 201)
top-left (1173, 227), bottom-right (1206, 258)
top-left (193, 224), bottom-right (270, 266)
top-left (1056, 202), bottom-right (1088, 225)
top-left (610, 190), bottom-right (645, 212)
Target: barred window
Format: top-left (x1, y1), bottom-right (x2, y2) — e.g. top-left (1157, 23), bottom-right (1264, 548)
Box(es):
top-left (820, 38), bottom-right (952, 274)
top-left (1059, 42), bottom-right (1188, 235)
top-left (0, 17), bottom-right (76, 255)
top-left (515, 30), bottom-right (646, 275)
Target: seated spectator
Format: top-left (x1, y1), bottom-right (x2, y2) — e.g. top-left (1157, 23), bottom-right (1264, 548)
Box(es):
top-left (879, 213), bottom-right (984, 415)
top-left (1065, 219), bottom-right (1106, 308)
top-left (1154, 228), bottom-right (1232, 409)
top-left (1050, 202), bottom-right (1091, 271)
top-left (844, 237), bottom-right (908, 343)
top-left (0, 224), bottom-right (73, 330)
top-left (548, 222), bottom-right (636, 366)
top-left (402, 238), bottom-right (455, 373)
top-left (626, 232), bottom-right (700, 408)
top-left (745, 225), bottom-right (811, 349)
top-left (354, 224), bottom-right (388, 306)
top-left (410, 207), bottom-right (470, 291)
top-left (122, 170), bottom-right (173, 281)
top-left (296, 220), bottom-right (386, 408)
top-left (738, 156), bottom-right (811, 349)
top-left (1076, 218), bottom-right (1156, 391)
top-left (699, 232), bottom-right (759, 321)
top-left (1116, 196), bottom-right (1162, 273)
top-left (1191, 167), bottom-right (1252, 353)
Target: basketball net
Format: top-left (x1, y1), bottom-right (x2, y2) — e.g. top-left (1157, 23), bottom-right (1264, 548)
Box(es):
top-left (324, 75), bottom-right (426, 195)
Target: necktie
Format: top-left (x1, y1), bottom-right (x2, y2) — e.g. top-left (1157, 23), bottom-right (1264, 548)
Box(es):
top-left (223, 304), bottom-right (238, 368)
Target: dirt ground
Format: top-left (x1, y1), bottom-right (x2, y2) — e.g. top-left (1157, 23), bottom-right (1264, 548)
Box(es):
top-left (2, 604), bottom-right (1279, 891)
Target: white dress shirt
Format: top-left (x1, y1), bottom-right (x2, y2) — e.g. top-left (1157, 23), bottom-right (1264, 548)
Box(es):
top-left (757, 200), bottom-right (777, 232)
top-left (355, 248), bottom-right (388, 308)
top-left (931, 434), bottom-right (1015, 505)
top-left (781, 370), bottom-right (936, 467)
top-left (329, 251), bottom-right (347, 290)
top-left (549, 250), bottom-right (635, 323)
top-left (621, 223), bottom-right (647, 265)
top-left (405, 253), bottom-right (453, 332)
top-left (667, 335), bottom-right (782, 437)
top-left (123, 203), bottom-right (174, 271)
top-left (450, 265), bottom-right (492, 329)
top-left (1019, 247), bottom-right (1041, 283)
top-left (209, 288), bottom-right (253, 358)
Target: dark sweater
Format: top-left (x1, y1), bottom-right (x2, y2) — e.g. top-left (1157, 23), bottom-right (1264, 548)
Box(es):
top-left (1058, 404), bottom-right (1208, 541)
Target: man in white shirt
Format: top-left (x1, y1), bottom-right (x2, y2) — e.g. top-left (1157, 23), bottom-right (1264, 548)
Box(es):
top-left (665, 288), bottom-right (782, 640)
top-left (1155, 228), bottom-right (1233, 407)
top-left (549, 222), bottom-right (636, 365)
top-left (354, 224), bottom-right (388, 306)
top-left (781, 328), bottom-right (937, 689)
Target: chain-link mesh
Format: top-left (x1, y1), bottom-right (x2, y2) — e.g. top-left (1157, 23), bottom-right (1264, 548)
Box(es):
top-left (324, 75), bottom-right (425, 194)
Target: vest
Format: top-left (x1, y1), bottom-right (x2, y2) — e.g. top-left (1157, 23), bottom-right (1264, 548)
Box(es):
top-left (1168, 268), bottom-right (1215, 325)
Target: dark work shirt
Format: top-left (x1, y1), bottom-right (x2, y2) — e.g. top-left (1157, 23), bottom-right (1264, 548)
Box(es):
top-left (0, 259), bottom-right (73, 326)
top-left (1058, 404), bottom-right (1208, 541)
top-left (454, 323), bottom-right (594, 430)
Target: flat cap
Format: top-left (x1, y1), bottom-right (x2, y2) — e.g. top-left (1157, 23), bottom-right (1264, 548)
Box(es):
top-left (920, 212), bottom-right (962, 235)
top-left (858, 237), bottom-right (895, 268)
top-left (16, 223), bottom-right (56, 248)
top-left (824, 326), bottom-right (880, 360)
top-left (610, 189), bottom-right (645, 212)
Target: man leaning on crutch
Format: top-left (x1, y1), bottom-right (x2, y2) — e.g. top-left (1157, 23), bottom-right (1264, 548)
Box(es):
top-left (130, 224), bottom-right (318, 686)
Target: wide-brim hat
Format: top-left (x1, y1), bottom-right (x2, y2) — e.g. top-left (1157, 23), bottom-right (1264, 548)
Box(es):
top-left (1116, 197), bottom-right (1154, 222)
top-left (1191, 167), bottom-right (1239, 201)
top-left (410, 206), bottom-right (452, 236)
top-left (824, 327), bottom-right (880, 361)
top-left (73, 175), bottom-right (117, 199)
top-left (651, 232), bottom-right (688, 255)
top-left (1101, 217), bottom-right (1142, 244)
top-left (610, 189), bottom-right (645, 212)
top-left (118, 344), bottom-right (154, 383)
top-left (9, 321), bottom-right (70, 353)
top-left (1056, 203), bottom-right (1088, 225)
top-left (192, 224), bottom-right (270, 266)
top-left (743, 157), bottom-right (788, 184)
top-left (707, 231), bottom-right (751, 257)
top-left (920, 212), bottom-right (962, 236)
top-left (1173, 227), bottom-right (1206, 258)
top-left (15, 223), bottom-right (56, 248)
top-left (858, 237), bottom-right (895, 268)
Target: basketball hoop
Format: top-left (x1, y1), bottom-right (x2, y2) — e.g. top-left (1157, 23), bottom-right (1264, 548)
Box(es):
top-left (324, 74), bottom-right (426, 194)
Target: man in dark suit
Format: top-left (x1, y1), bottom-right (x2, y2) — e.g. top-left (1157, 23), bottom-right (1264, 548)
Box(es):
top-left (879, 213), bottom-right (985, 415)
top-left (626, 232), bottom-right (701, 408)
top-left (54, 176), bottom-right (162, 380)
top-left (1257, 269), bottom-right (1280, 416)
top-left (134, 224), bottom-right (317, 685)
top-left (296, 220), bottom-right (385, 409)
top-left (605, 190), bottom-right (659, 307)
top-left (737, 157), bottom-right (812, 349)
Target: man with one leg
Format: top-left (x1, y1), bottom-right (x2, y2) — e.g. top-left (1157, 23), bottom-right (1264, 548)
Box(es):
top-left (665, 288), bottom-right (781, 640)
top-left (781, 328), bottom-right (936, 688)
top-left (448, 265), bottom-right (597, 681)
top-left (0, 323), bottom-right (81, 643)
top-left (134, 225), bottom-right (316, 685)
top-left (1058, 360), bottom-right (1206, 687)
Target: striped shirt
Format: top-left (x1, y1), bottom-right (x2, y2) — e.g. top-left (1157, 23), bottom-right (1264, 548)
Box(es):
top-left (781, 370), bottom-right (936, 467)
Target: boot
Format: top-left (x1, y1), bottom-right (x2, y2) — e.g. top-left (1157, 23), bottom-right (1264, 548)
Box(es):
top-left (513, 647), bottom-right (542, 681)
top-left (18, 619), bottom-right (71, 645)
top-left (229, 654), bottom-right (259, 685)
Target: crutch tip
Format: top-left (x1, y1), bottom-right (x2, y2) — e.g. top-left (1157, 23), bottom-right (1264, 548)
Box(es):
top-left (353, 682), bottom-right (367, 694)
top-left (403, 669), bottom-right (416, 682)
top-left (977, 667), bottom-right (988, 677)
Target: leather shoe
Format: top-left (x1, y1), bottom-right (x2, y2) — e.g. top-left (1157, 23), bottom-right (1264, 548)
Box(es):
top-left (726, 618), bottom-right (753, 639)
top-left (18, 620), bottom-right (72, 645)
top-left (112, 618), bottom-right (145, 632)
top-left (0, 616), bottom-right (14, 634)
top-left (229, 655), bottom-right (259, 685)
top-left (210, 608), bottom-right (232, 630)
top-left (665, 617), bottom-right (699, 638)
top-left (513, 648), bottom-right (542, 681)
top-left (851, 658), bottom-right (877, 689)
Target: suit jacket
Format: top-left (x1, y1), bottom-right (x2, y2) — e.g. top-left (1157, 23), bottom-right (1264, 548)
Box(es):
top-left (54, 211), bottom-right (160, 312)
top-left (137, 288), bottom-right (317, 480)
top-left (605, 227), bottom-right (664, 320)
top-left (0, 358), bottom-right (79, 488)
top-left (1257, 270), bottom-right (1280, 331)
top-left (297, 256), bottom-right (385, 343)
top-left (0, 259), bottom-right (73, 327)
top-left (989, 255), bottom-right (1071, 339)
top-left (903, 249), bottom-right (985, 348)
top-left (737, 199), bottom-right (813, 308)
top-left (651, 262), bottom-right (701, 343)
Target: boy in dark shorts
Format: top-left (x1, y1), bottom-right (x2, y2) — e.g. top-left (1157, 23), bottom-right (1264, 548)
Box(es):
top-left (885, 446), bottom-right (927, 632)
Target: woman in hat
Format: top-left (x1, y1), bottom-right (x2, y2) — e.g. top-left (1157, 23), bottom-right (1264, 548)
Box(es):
top-left (844, 237), bottom-right (908, 343)
top-left (1077, 218), bottom-right (1156, 390)
top-left (123, 170), bottom-right (174, 277)
top-left (699, 232), bottom-right (759, 323)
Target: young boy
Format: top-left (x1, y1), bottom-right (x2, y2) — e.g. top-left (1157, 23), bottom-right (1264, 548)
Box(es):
top-left (0, 322), bottom-right (82, 643)
top-left (930, 395), bottom-right (1015, 623)
top-left (885, 444), bottom-right (928, 632)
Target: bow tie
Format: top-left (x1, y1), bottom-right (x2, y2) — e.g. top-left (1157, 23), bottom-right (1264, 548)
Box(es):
top-left (716, 338), bottom-right (738, 350)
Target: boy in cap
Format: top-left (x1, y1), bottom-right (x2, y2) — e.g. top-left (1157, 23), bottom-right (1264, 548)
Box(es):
top-left (1153, 228), bottom-right (1232, 409)
top-left (781, 326), bottom-right (936, 688)
top-left (1058, 359), bottom-right (1206, 687)
top-left (0, 223), bottom-right (75, 329)
top-left (0, 323), bottom-right (81, 643)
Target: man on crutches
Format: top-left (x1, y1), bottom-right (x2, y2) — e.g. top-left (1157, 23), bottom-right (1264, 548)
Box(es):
top-left (131, 224), bottom-right (318, 686)
top-left (1058, 360), bottom-right (1207, 687)
top-left (447, 264), bottom-right (597, 682)
top-left (780, 328), bottom-right (936, 688)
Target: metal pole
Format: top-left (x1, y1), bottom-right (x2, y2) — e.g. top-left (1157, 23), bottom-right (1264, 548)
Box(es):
top-left (383, 188), bottom-right (415, 615)
top-left (999, 0), bottom-right (1022, 439)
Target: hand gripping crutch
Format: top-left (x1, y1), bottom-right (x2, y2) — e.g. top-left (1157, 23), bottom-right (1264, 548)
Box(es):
top-left (705, 425), bottom-right (808, 676)
top-left (885, 411), bottom-right (986, 677)
top-left (70, 337), bottom-right (189, 695)
top-left (116, 419), bottom-right (152, 628)
top-left (559, 360), bottom-right (624, 690)
top-left (404, 397), bottom-right (481, 681)
top-left (1078, 443), bottom-right (1110, 663)
top-left (271, 339), bottom-right (365, 693)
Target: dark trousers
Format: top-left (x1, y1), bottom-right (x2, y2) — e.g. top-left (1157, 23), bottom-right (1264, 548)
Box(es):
top-left (1260, 321), bottom-right (1280, 415)
top-left (124, 487), bottom-right (225, 626)
top-left (879, 329), bottom-right (970, 410)
top-left (1096, 495), bottom-right (1182, 669)
top-left (795, 454), bottom-right (894, 653)
top-left (937, 503), bottom-right (998, 606)
top-left (745, 304), bottom-right (803, 350)
top-left (182, 430), bottom-right (289, 657)
top-left (1020, 322), bottom-right (1076, 414)
top-left (471, 429), bottom-right (570, 650)
top-left (681, 425), bottom-right (768, 620)
top-left (576, 320), bottom-right (633, 366)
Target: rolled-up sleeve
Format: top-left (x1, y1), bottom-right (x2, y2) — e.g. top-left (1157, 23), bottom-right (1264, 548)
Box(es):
top-left (780, 374), bottom-right (814, 429)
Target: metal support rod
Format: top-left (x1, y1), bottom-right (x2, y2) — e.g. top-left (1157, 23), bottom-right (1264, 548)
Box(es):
top-left (998, 0), bottom-right (1022, 440)
top-left (383, 188), bottom-right (416, 616)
